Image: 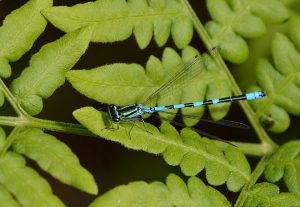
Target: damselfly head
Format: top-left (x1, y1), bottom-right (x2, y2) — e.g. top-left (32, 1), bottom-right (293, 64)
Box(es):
top-left (107, 104), bottom-right (120, 122)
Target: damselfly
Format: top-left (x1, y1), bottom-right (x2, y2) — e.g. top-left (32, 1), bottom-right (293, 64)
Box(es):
top-left (103, 48), bottom-right (266, 142)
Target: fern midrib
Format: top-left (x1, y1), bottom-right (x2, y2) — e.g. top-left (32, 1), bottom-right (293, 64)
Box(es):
top-left (234, 156), bottom-right (269, 207)
top-left (69, 75), bottom-right (156, 89)
top-left (62, 12), bottom-right (186, 24)
top-left (102, 121), bottom-right (250, 181)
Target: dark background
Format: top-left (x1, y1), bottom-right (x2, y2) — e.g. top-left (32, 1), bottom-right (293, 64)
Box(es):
top-left (0, 0), bottom-right (299, 206)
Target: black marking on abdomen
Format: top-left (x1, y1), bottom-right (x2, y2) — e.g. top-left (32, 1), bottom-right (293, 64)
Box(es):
top-left (219, 97), bottom-right (231, 103)
top-left (202, 100), bottom-right (213, 105)
top-left (231, 95), bottom-right (247, 102)
top-left (165, 105), bottom-right (175, 109)
top-left (184, 103), bottom-right (194, 107)
top-left (218, 95), bottom-right (247, 103)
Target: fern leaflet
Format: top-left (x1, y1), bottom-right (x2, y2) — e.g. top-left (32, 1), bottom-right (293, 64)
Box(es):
top-left (12, 128), bottom-right (98, 195)
top-left (10, 27), bottom-right (92, 115)
top-left (0, 0), bottom-right (52, 78)
top-left (205, 0), bottom-right (288, 63)
top-left (243, 182), bottom-right (300, 207)
top-left (89, 173), bottom-right (231, 207)
top-left (42, 0), bottom-right (193, 49)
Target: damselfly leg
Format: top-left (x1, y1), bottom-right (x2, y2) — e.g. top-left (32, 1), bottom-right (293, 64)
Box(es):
top-left (126, 117), bottom-right (152, 137)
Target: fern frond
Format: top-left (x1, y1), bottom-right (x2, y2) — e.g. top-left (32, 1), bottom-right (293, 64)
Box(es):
top-left (73, 107), bottom-right (251, 192)
top-left (264, 140), bottom-right (300, 195)
top-left (0, 0), bottom-right (52, 78)
top-left (89, 173), bottom-right (231, 207)
top-left (41, 0), bottom-right (288, 62)
top-left (205, 0), bottom-right (289, 63)
top-left (0, 152), bottom-right (65, 207)
top-left (10, 27), bottom-right (92, 115)
top-left (248, 17), bottom-right (300, 133)
top-left (67, 46), bottom-right (232, 124)
top-left (11, 128), bottom-right (98, 195)
top-left (42, 0), bottom-right (193, 49)
top-left (243, 182), bottom-right (300, 207)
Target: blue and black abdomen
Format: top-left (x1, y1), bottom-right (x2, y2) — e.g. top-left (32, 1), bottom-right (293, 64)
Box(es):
top-left (149, 91), bottom-right (266, 112)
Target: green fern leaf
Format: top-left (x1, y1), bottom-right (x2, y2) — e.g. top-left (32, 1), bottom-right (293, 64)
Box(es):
top-left (205, 0), bottom-right (289, 63)
top-left (0, 0), bottom-right (52, 78)
top-left (0, 92), bottom-right (4, 108)
top-left (0, 128), bottom-right (5, 150)
top-left (67, 46), bottom-right (232, 124)
top-left (0, 152), bottom-right (65, 207)
top-left (11, 128), bottom-right (98, 195)
top-left (264, 141), bottom-right (300, 195)
top-left (0, 184), bottom-right (20, 207)
top-left (289, 17), bottom-right (300, 49)
top-left (73, 106), bottom-right (251, 192)
top-left (248, 18), bottom-right (300, 133)
top-left (243, 182), bottom-right (300, 207)
top-left (42, 0), bottom-right (193, 49)
top-left (89, 173), bottom-right (231, 207)
top-left (10, 27), bottom-right (92, 115)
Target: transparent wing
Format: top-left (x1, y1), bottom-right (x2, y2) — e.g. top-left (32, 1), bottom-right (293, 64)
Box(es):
top-left (142, 47), bottom-right (218, 106)
top-left (151, 113), bottom-right (235, 146)
top-left (158, 111), bottom-right (250, 129)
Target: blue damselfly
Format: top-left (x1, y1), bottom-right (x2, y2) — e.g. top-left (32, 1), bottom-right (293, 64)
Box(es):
top-left (103, 48), bottom-right (266, 142)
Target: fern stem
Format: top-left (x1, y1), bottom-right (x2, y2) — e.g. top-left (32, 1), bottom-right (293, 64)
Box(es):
top-left (215, 141), bottom-right (267, 157)
top-left (28, 116), bottom-right (96, 137)
top-left (0, 115), bottom-right (96, 137)
top-left (180, 0), bottom-right (277, 150)
top-left (234, 155), bottom-right (270, 207)
top-left (0, 78), bottom-right (95, 138)
top-left (0, 79), bottom-right (23, 116)
top-left (0, 127), bottom-right (21, 157)
top-left (0, 113), bottom-right (267, 157)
